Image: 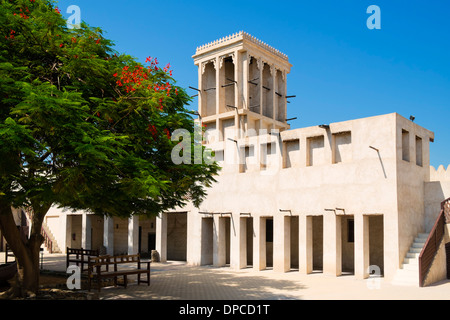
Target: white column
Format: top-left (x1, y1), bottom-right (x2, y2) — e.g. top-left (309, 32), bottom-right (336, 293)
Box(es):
top-left (230, 213), bottom-right (245, 270)
top-left (299, 215), bottom-right (313, 274)
top-left (355, 214), bottom-right (370, 279)
top-left (213, 216), bottom-right (226, 267)
top-left (62, 213), bottom-right (70, 253)
top-left (156, 213), bottom-right (167, 262)
top-left (274, 215), bottom-right (290, 272)
top-left (128, 215), bottom-right (139, 255)
top-left (239, 217), bottom-right (247, 269)
top-left (81, 212), bottom-right (91, 249)
top-left (253, 217), bottom-right (266, 271)
top-left (103, 216), bottom-right (114, 255)
top-left (323, 213), bottom-right (342, 276)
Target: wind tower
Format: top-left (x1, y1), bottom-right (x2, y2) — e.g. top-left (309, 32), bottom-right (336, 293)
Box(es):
top-left (192, 32), bottom-right (293, 144)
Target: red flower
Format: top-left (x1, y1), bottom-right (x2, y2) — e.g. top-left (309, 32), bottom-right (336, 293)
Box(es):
top-left (55, 7), bottom-right (61, 14)
top-left (96, 39), bottom-right (101, 44)
top-left (164, 128), bottom-right (171, 140)
top-left (113, 73), bottom-right (118, 77)
top-left (59, 43), bottom-right (64, 48)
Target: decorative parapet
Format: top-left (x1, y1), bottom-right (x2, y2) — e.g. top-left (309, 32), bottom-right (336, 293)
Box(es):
top-left (195, 31), bottom-right (289, 62)
top-left (429, 165), bottom-right (450, 182)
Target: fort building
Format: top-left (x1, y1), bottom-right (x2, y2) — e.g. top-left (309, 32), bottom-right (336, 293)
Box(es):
top-left (4, 32), bottom-right (450, 287)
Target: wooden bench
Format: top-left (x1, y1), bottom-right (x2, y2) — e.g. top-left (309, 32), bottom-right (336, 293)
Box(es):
top-left (66, 247), bottom-right (99, 272)
top-left (87, 254), bottom-right (150, 292)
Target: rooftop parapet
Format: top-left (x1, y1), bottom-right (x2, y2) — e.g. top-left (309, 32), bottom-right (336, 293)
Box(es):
top-left (194, 31), bottom-right (289, 62)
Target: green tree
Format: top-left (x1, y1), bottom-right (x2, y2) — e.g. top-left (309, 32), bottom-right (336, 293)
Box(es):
top-left (0, 0), bottom-right (219, 297)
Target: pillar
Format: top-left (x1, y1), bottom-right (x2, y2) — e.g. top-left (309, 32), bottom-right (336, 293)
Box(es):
top-left (128, 215), bottom-right (139, 255)
top-left (81, 212), bottom-right (91, 249)
top-left (156, 212), bottom-right (167, 262)
top-left (274, 215), bottom-right (290, 272)
top-left (63, 213), bottom-right (70, 253)
top-left (230, 214), bottom-right (246, 269)
top-left (253, 216), bottom-right (266, 271)
top-left (323, 213), bottom-right (342, 276)
top-left (355, 214), bottom-right (370, 279)
top-left (299, 215), bottom-right (313, 274)
top-left (213, 216), bottom-right (227, 267)
top-left (103, 215), bottom-right (114, 255)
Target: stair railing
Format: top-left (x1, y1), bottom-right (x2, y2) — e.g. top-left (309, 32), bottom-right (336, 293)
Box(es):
top-left (41, 227), bottom-right (53, 254)
top-left (419, 197), bottom-right (450, 287)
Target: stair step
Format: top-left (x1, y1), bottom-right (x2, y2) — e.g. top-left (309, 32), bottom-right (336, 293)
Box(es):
top-left (402, 263), bottom-right (419, 271)
top-left (391, 232), bottom-right (429, 287)
top-left (403, 257), bottom-right (419, 264)
top-left (406, 252), bottom-right (420, 259)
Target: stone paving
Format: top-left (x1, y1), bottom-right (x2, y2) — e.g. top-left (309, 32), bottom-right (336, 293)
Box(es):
top-left (31, 253), bottom-right (450, 300)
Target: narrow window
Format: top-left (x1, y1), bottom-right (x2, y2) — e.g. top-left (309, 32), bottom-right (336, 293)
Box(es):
top-left (415, 136), bottom-right (423, 167)
top-left (402, 129), bottom-right (410, 162)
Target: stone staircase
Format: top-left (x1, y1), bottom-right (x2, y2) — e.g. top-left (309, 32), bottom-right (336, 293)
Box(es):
top-left (391, 233), bottom-right (429, 286)
top-left (23, 207), bottom-right (61, 254)
top-left (41, 223), bottom-right (62, 254)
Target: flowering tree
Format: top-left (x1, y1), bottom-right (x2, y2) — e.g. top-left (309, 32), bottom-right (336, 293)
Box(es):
top-left (0, 0), bottom-right (219, 297)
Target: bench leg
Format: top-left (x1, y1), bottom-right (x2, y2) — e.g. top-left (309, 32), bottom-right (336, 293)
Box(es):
top-left (123, 275), bottom-right (127, 288)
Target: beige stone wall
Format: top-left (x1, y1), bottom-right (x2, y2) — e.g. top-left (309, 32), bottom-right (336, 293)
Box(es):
top-left (395, 114), bottom-right (433, 271)
top-left (178, 112), bottom-right (438, 281)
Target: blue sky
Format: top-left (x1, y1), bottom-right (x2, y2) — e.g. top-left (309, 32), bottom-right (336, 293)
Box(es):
top-left (56, 0), bottom-right (450, 168)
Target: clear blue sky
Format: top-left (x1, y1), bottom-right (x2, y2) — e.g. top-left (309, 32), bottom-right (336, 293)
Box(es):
top-left (56, 0), bottom-right (450, 168)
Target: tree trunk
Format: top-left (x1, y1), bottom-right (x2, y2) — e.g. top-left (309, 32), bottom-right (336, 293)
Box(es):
top-left (0, 201), bottom-right (44, 298)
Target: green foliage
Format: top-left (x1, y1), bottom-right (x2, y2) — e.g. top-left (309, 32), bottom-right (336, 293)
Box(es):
top-left (0, 0), bottom-right (219, 218)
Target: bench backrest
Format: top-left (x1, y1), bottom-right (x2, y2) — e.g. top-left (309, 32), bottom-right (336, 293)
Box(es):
top-left (88, 254), bottom-right (141, 271)
top-left (67, 247), bottom-right (99, 256)
top-left (114, 254), bottom-right (140, 264)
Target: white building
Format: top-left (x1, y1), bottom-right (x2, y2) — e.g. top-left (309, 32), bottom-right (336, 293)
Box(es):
top-left (11, 32), bottom-right (450, 287)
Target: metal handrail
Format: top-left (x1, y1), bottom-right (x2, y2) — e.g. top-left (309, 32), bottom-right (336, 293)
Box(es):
top-left (418, 197), bottom-right (450, 287)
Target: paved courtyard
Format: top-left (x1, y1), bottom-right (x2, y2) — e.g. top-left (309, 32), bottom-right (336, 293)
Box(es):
top-left (36, 253), bottom-right (450, 300)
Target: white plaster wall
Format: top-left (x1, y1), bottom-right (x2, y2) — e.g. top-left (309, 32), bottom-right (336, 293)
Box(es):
top-left (187, 113), bottom-right (405, 278)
